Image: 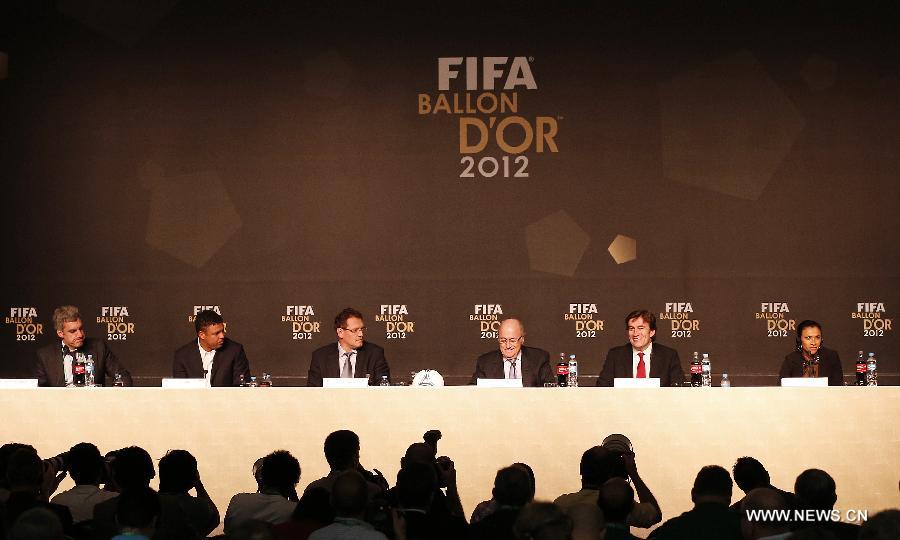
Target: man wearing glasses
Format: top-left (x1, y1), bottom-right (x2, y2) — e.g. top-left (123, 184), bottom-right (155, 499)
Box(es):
top-left (470, 318), bottom-right (551, 386)
top-left (308, 307), bottom-right (391, 386)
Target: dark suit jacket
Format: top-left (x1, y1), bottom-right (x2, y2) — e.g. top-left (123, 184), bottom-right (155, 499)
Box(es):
top-left (469, 346), bottom-right (552, 387)
top-left (779, 347), bottom-right (843, 386)
top-left (35, 338), bottom-right (133, 387)
top-left (173, 338), bottom-right (251, 387)
top-left (596, 343), bottom-right (684, 387)
top-left (93, 492), bottom-right (197, 540)
top-left (307, 341), bottom-right (390, 387)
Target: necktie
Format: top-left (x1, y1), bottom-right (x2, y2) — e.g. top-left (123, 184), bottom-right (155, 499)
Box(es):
top-left (509, 360), bottom-right (517, 380)
top-left (636, 351), bottom-right (646, 378)
top-left (341, 352), bottom-right (353, 378)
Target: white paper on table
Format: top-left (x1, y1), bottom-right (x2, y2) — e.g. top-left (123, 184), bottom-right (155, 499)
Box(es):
top-left (476, 378), bottom-right (524, 388)
top-left (0, 379), bottom-right (39, 388)
top-left (780, 377), bottom-right (828, 387)
top-left (323, 378), bottom-right (371, 388)
top-left (161, 378), bottom-right (208, 389)
top-left (614, 377), bottom-right (661, 388)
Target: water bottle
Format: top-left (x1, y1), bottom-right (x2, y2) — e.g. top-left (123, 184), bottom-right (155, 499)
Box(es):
top-left (720, 370), bottom-right (731, 388)
top-left (85, 354), bottom-right (95, 387)
top-left (855, 351), bottom-right (867, 386)
top-left (73, 352), bottom-right (86, 387)
top-left (258, 372), bottom-right (273, 387)
top-left (690, 352), bottom-right (702, 387)
top-left (379, 375), bottom-right (390, 387)
top-left (567, 354), bottom-right (578, 387)
top-left (866, 353), bottom-right (877, 386)
top-left (113, 373), bottom-right (125, 387)
top-left (556, 360), bottom-right (569, 387)
top-left (701, 353), bottom-right (711, 387)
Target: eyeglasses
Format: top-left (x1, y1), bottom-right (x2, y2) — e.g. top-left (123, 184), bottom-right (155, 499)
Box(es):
top-left (341, 326), bottom-right (367, 335)
top-left (498, 336), bottom-right (522, 345)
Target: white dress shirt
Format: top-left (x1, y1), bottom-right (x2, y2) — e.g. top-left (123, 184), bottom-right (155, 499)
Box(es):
top-left (631, 343), bottom-right (653, 377)
top-left (197, 339), bottom-right (216, 386)
top-left (51, 484), bottom-right (117, 523)
top-left (504, 351), bottom-right (523, 379)
top-left (337, 344), bottom-right (357, 377)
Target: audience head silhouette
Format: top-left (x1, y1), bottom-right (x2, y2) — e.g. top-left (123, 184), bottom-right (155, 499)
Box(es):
top-left (691, 465), bottom-right (733, 505)
top-left (158, 449), bottom-right (198, 494)
top-left (741, 488), bottom-right (790, 540)
top-left (110, 446), bottom-right (155, 491)
top-left (330, 470), bottom-right (369, 518)
top-left (599, 477), bottom-right (634, 524)
top-left (260, 450), bottom-right (301, 497)
top-left (733, 457), bottom-right (771, 494)
top-left (513, 501), bottom-right (574, 540)
top-left (323, 430), bottom-right (360, 471)
top-left (493, 465), bottom-right (534, 507)
top-left (794, 468), bottom-right (838, 510)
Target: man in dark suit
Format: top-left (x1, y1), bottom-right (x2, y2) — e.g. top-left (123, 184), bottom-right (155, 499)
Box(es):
top-left (597, 310), bottom-right (684, 387)
top-left (470, 318), bottom-right (551, 387)
top-left (308, 307), bottom-right (390, 386)
top-left (35, 305), bottom-right (132, 387)
top-left (173, 309), bottom-right (251, 386)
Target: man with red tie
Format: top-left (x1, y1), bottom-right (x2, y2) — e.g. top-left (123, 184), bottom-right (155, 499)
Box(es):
top-left (596, 310), bottom-right (685, 387)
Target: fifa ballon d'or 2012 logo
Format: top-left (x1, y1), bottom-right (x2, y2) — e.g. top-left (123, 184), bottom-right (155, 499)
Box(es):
top-left (418, 57), bottom-right (560, 180)
top-left (7, 307), bottom-right (43, 342)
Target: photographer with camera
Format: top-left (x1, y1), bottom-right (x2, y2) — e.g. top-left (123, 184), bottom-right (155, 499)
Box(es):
top-left (554, 437), bottom-right (661, 537)
top-left (304, 430), bottom-right (387, 501)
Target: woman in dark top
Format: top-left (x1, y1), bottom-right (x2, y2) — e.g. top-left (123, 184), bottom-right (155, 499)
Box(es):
top-left (779, 320), bottom-right (844, 386)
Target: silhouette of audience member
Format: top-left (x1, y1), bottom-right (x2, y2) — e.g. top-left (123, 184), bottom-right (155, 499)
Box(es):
top-left (793, 469), bottom-right (860, 540)
top-left (1, 448), bottom-right (73, 537)
top-left (0, 443), bottom-right (68, 504)
top-left (740, 488), bottom-right (792, 540)
top-left (513, 502), bottom-right (575, 540)
top-left (599, 478), bottom-right (638, 540)
top-left (304, 431), bottom-right (385, 500)
top-left (393, 461), bottom-right (467, 540)
top-left (731, 457), bottom-right (795, 515)
top-left (649, 465), bottom-right (742, 540)
top-left (92, 446), bottom-right (193, 540)
top-left (858, 509), bottom-right (900, 540)
top-left (471, 463), bottom-right (534, 524)
top-left (383, 442), bottom-right (465, 523)
top-left (272, 487), bottom-right (334, 540)
top-left (50, 442), bottom-right (116, 523)
top-left (158, 450), bottom-right (220, 537)
top-left (225, 450), bottom-right (301, 534)
top-left (308, 471), bottom-right (388, 540)
top-left (7, 507), bottom-right (65, 540)
top-left (468, 465), bottom-right (534, 540)
top-left (555, 445), bottom-right (660, 535)
top-left (112, 487), bottom-right (160, 540)
top-left (226, 519), bottom-right (276, 540)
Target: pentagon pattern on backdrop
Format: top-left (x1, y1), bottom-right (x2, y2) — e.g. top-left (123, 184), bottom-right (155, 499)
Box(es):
top-left (58, 0), bottom-right (181, 47)
top-left (659, 50), bottom-right (805, 201)
top-left (800, 54), bottom-right (838, 92)
top-left (525, 210), bottom-right (590, 277)
top-left (143, 166), bottom-right (242, 268)
top-left (607, 234), bottom-right (636, 265)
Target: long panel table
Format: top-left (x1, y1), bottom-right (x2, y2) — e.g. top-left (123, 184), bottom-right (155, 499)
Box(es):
top-left (3, 387), bottom-right (898, 537)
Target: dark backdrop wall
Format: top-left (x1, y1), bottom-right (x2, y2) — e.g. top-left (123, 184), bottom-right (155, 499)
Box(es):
top-left (2, 1), bottom-right (897, 385)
